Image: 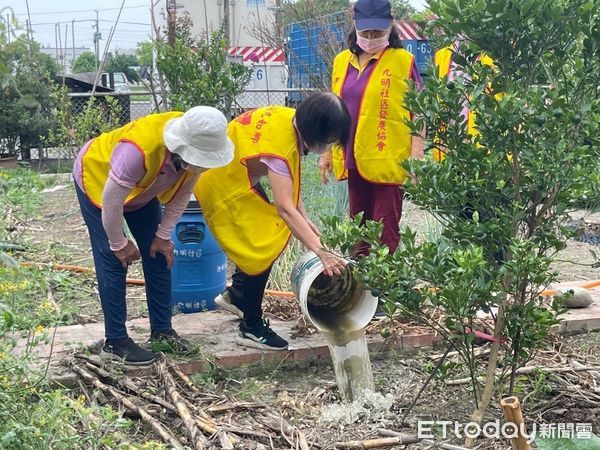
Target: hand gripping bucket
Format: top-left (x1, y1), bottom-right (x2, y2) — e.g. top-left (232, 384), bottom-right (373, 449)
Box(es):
top-left (290, 251), bottom-right (378, 333)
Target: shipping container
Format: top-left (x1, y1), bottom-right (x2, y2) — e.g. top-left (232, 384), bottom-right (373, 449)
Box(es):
top-left (286, 12), bottom-right (433, 96)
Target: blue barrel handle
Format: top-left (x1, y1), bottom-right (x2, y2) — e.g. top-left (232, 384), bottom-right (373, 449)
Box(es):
top-left (177, 224), bottom-right (205, 244)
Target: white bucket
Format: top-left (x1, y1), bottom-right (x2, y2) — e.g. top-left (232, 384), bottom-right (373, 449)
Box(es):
top-left (290, 251), bottom-right (378, 333)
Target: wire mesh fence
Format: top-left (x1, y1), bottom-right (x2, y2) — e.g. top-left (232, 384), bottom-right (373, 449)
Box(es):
top-left (66, 88), bottom-right (319, 124)
top-left (16, 88), bottom-right (320, 170)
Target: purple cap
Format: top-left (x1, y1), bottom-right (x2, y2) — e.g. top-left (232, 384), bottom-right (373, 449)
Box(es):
top-left (354, 0), bottom-right (393, 31)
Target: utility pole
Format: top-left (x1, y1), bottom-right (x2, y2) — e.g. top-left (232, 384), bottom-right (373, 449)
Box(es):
top-left (72, 19), bottom-right (75, 69)
top-left (223, 0), bottom-right (230, 45)
top-left (54, 22), bottom-right (58, 60)
top-left (93, 10), bottom-right (101, 70)
top-left (275, 0), bottom-right (283, 45)
top-left (166, 0), bottom-right (176, 48)
top-left (57, 21), bottom-right (63, 74)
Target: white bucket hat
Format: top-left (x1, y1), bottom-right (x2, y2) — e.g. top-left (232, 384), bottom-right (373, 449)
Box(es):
top-left (163, 106), bottom-right (234, 168)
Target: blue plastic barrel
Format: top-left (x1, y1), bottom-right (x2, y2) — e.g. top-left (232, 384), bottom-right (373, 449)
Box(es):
top-left (170, 200), bottom-right (227, 313)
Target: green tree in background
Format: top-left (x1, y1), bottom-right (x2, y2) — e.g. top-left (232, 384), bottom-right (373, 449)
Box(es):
top-left (136, 40), bottom-right (153, 67)
top-left (105, 53), bottom-right (140, 82)
top-left (71, 51), bottom-right (96, 73)
top-left (0, 34), bottom-right (59, 159)
top-left (390, 0), bottom-right (416, 19)
top-left (156, 14), bottom-right (251, 115)
top-left (281, 0), bottom-right (415, 24)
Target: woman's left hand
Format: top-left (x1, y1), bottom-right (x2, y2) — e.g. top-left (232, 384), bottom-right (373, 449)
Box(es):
top-left (149, 237), bottom-right (175, 268)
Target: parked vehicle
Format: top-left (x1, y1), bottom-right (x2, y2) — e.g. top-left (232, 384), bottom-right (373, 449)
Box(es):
top-left (101, 72), bottom-right (130, 93)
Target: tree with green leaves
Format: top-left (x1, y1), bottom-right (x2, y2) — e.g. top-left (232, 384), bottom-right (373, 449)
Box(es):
top-left (156, 14), bottom-right (251, 115)
top-left (71, 51), bottom-right (96, 73)
top-left (0, 34), bottom-right (59, 160)
top-left (105, 52), bottom-right (140, 83)
top-left (323, 0), bottom-right (599, 444)
top-left (136, 40), bottom-right (153, 67)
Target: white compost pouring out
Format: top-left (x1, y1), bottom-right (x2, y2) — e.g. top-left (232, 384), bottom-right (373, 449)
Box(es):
top-left (291, 252), bottom-right (379, 402)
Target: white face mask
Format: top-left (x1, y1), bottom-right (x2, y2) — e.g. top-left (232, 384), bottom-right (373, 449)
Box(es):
top-left (356, 29), bottom-right (391, 54)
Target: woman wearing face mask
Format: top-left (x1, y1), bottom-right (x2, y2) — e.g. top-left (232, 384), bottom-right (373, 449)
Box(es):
top-left (73, 107), bottom-right (234, 365)
top-left (195, 92), bottom-right (351, 351)
top-left (320, 0), bottom-right (424, 255)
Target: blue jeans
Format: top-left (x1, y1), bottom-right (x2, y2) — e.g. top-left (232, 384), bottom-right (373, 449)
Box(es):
top-left (75, 183), bottom-right (172, 340)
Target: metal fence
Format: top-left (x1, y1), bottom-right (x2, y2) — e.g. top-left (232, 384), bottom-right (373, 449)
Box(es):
top-left (67, 88), bottom-right (318, 124)
top-left (18, 89), bottom-right (320, 169)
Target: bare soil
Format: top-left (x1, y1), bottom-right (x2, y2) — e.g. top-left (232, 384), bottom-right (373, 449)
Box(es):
top-left (21, 183), bottom-right (600, 326)
top-left (17, 177), bottom-right (600, 447)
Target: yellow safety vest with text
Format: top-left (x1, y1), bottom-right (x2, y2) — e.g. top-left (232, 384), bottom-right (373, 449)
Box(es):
top-left (331, 48), bottom-right (413, 185)
top-left (433, 47), bottom-right (496, 161)
top-left (194, 106), bottom-right (301, 275)
top-left (80, 112), bottom-right (193, 207)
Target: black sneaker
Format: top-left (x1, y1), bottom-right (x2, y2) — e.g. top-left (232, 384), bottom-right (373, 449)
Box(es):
top-left (149, 329), bottom-right (192, 353)
top-left (101, 337), bottom-right (157, 366)
top-left (373, 301), bottom-right (387, 320)
top-left (214, 290), bottom-right (244, 319)
top-left (237, 319), bottom-right (289, 351)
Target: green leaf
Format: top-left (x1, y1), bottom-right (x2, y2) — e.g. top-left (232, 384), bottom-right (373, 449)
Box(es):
top-left (536, 435), bottom-right (600, 450)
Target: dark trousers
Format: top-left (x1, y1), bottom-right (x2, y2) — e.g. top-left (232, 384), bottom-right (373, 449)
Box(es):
top-left (348, 169), bottom-right (405, 255)
top-left (75, 183), bottom-right (172, 340)
top-left (227, 266), bottom-right (272, 327)
top-left (226, 181), bottom-right (272, 327)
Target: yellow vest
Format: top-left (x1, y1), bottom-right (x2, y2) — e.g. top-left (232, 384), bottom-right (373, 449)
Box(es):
top-left (432, 47), bottom-right (495, 160)
top-left (331, 48), bottom-right (413, 185)
top-left (434, 46), bottom-right (453, 78)
top-left (194, 106), bottom-right (301, 275)
top-left (81, 112), bottom-right (193, 207)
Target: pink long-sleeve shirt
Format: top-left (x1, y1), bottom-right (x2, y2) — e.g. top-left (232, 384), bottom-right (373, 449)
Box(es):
top-left (74, 141), bottom-right (291, 251)
top-left (74, 141), bottom-right (199, 251)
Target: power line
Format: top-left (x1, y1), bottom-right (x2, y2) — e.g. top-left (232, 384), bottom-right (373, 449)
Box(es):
top-left (12, 5), bottom-right (149, 17)
top-left (99, 19), bottom-right (150, 26)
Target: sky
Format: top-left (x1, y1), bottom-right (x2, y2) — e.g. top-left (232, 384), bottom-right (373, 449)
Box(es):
top-left (1, 0), bottom-right (428, 53)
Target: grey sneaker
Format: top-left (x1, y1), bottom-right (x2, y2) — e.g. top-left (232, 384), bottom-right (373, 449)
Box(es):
top-left (214, 290), bottom-right (244, 319)
top-left (101, 337), bottom-right (157, 366)
top-left (236, 319), bottom-right (289, 351)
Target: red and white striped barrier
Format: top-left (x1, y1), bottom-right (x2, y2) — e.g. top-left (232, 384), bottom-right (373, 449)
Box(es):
top-left (228, 46), bottom-right (285, 63)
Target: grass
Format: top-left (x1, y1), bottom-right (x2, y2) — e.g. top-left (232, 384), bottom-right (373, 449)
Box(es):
top-left (0, 168), bottom-right (164, 448)
top-left (129, 85), bottom-right (154, 102)
top-left (269, 154), bottom-right (349, 291)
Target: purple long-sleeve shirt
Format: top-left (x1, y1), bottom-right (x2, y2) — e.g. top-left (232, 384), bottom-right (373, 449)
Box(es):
top-left (341, 52), bottom-right (422, 169)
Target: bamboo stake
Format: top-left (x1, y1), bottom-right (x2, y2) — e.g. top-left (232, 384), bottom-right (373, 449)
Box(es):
top-left (70, 364), bottom-right (184, 450)
top-left (500, 396), bottom-right (532, 450)
top-left (194, 417), bottom-right (241, 446)
top-left (160, 362), bottom-right (209, 449)
top-left (377, 429), bottom-right (469, 450)
top-left (333, 435), bottom-right (421, 449)
top-left (446, 365), bottom-right (600, 385)
top-left (206, 401), bottom-right (265, 413)
top-left (218, 431), bottom-right (235, 449)
top-left (167, 359), bottom-right (201, 393)
top-left (77, 357), bottom-right (177, 413)
top-left (259, 412), bottom-right (310, 450)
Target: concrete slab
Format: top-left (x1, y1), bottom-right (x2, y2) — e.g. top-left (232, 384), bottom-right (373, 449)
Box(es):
top-left (550, 281), bottom-right (600, 334)
top-left (13, 280), bottom-right (600, 384)
top-left (13, 310), bottom-right (441, 385)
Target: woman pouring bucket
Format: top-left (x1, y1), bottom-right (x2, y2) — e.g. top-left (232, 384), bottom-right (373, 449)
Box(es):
top-left (197, 92), bottom-right (351, 351)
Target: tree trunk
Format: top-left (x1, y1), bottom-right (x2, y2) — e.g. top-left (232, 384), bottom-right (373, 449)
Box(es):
top-left (465, 301), bottom-right (507, 447)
